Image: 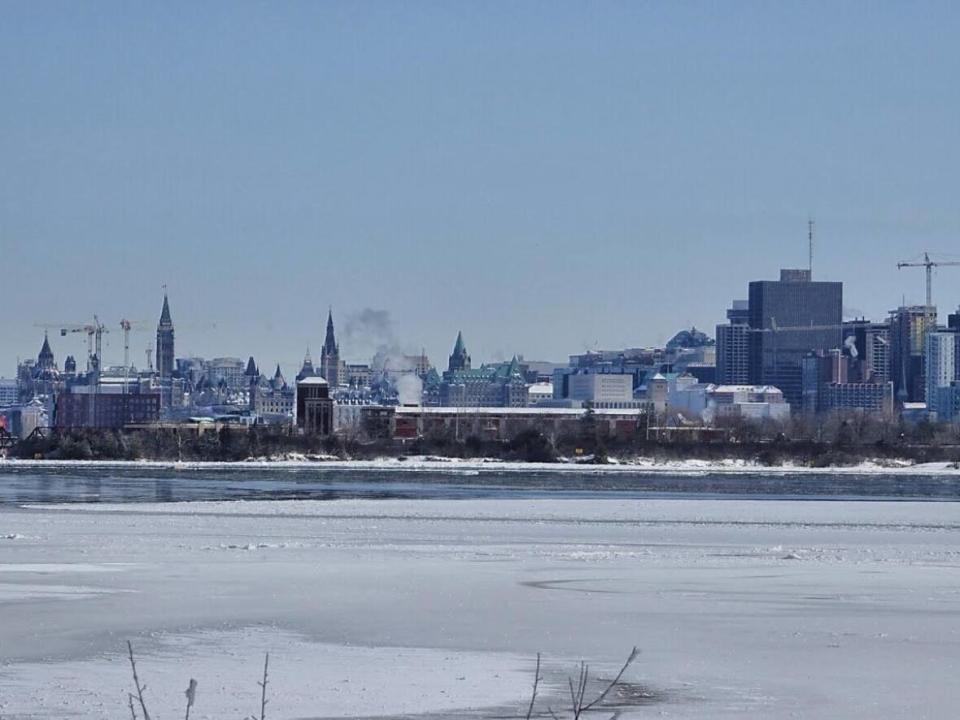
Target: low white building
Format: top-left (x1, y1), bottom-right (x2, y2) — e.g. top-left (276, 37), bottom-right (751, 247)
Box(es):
top-left (704, 385), bottom-right (790, 423)
top-left (667, 376), bottom-right (709, 417)
top-left (666, 380), bottom-right (789, 424)
top-left (568, 373), bottom-right (634, 406)
top-left (527, 382), bottom-right (554, 406)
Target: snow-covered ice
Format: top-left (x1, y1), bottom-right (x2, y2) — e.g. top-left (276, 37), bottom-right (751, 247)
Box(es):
top-left (4, 455), bottom-right (960, 474)
top-left (0, 495), bottom-right (958, 718)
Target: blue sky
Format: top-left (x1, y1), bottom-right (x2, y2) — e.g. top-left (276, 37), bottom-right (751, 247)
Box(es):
top-left (2, 2), bottom-right (959, 376)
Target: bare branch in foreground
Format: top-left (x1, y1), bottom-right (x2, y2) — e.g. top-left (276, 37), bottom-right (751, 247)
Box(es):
top-left (127, 641), bottom-right (152, 720)
top-left (527, 646), bottom-right (640, 719)
top-left (580, 647), bottom-right (640, 712)
top-left (525, 653), bottom-right (541, 720)
top-left (257, 652), bottom-right (270, 720)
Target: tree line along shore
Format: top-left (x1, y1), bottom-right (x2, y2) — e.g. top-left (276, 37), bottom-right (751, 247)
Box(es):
top-left (5, 412), bottom-right (960, 467)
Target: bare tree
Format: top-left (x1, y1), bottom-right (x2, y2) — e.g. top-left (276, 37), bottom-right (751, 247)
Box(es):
top-left (127, 642), bottom-right (151, 720)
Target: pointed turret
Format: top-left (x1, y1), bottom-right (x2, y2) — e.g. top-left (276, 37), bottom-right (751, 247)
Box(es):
top-left (320, 309), bottom-right (341, 387)
top-left (447, 330), bottom-right (471, 373)
top-left (159, 293), bottom-right (173, 326)
top-left (272, 363), bottom-right (286, 390)
top-left (38, 332), bottom-right (54, 366)
top-left (323, 308), bottom-right (338, 354)
top-left (297, 348), bottom-right (316, 382)
top-left (245, 356), bottom-right (259, 378)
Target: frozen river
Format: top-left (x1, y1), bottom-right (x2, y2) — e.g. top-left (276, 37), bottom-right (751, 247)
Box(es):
top-left (0, 465), bottom-right (958, 718)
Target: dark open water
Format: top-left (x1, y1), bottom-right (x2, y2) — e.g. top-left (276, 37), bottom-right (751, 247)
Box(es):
top-left (1, 464), bottom-right (959, 504)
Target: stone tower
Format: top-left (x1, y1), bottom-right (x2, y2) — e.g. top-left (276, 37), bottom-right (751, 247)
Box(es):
top-left (320, 309), bottom-right (341, 388)
top-left (156, 293), bottom-right (175, 380)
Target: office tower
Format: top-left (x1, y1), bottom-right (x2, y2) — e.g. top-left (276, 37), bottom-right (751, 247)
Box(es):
top-left (889, 305), bottom-right (937, 402)
top-left (716, 300), bottom-right (749, 384)
top-left (747, 269), bottom-right (843, 407)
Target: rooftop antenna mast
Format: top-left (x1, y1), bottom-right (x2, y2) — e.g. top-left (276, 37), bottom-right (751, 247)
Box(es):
top-left (808, 217), bottom-right (814, 278)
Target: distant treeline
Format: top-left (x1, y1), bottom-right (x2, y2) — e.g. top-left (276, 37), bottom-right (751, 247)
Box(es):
top-left (7, 412), bottom-right (960, 466)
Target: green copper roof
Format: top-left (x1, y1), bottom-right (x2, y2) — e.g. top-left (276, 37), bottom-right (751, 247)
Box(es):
top-left (452, 330), bottom-right (467, 355)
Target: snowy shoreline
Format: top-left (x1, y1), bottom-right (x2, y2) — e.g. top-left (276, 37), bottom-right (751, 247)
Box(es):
top-left (1, 454), bottom-right (959, 475)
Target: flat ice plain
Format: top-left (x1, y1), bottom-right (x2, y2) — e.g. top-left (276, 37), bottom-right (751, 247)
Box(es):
top-left (0, 492), bottom-right (958, 718)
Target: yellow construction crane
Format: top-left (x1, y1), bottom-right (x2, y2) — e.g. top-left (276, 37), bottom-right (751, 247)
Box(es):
top-left (897, 252), bottom-right (960, 308)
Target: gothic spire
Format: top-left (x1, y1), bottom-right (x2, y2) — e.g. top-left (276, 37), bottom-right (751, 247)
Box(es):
top-left (159, 293), bottom-right (173, 326)
top-left (452, 330), bottom-right (466, 356)
top-left (38, 332), bottom-right (54, 366)
top-left (323, 308), bottom-right (338, 354)
top-left (447, 330), bottom-right (471, 373)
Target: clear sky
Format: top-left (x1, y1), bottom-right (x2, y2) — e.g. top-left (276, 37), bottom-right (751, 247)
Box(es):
top-left (2, 2), bottom-right (959, 377)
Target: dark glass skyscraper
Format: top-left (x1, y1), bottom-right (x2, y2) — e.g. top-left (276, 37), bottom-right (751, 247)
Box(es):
top-left (747, 269), bottom-right (843, 407)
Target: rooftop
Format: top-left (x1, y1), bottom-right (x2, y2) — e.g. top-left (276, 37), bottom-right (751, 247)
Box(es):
top-left (297, 376), bottom-right (329, 386)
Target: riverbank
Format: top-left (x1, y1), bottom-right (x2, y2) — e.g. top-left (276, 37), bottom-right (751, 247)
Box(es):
top-left (2, 454), bottom-right (959, 475)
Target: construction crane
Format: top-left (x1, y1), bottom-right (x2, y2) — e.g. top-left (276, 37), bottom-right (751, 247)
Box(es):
top-left (897, 252), bottom-right (960, 308)
top-left (34, 317), bottom-right (109, 376)
top-left (119, 320), bottom-right (148, 394)
top-left (53, 317), bottom-right (107, 427)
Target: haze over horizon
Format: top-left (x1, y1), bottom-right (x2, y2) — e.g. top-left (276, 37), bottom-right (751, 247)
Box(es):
top-left (3, 2), bottom-right (959, 376)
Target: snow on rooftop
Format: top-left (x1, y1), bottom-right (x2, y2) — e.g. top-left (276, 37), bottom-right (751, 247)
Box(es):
top-left (297, 376), bottom-right (329, 385)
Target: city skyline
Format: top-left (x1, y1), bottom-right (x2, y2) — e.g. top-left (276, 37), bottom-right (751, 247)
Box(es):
top-left (3, 3), bottom-right (960, 373)
top-left (3, 256), bottom-right (957, 384)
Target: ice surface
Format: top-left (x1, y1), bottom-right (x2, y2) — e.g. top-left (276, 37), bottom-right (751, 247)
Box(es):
top-left (0, 496), bottom-right (958, 718)
top-left (4, 455), bottom-right (960, 474)
top-left (0, 628), bottom-right (532, 719)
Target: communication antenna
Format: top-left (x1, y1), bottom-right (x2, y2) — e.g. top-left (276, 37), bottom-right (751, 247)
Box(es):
top-left (808, 217), bottom-right (814, 278)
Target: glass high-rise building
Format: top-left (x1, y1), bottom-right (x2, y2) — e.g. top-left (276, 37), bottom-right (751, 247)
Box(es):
top-left (889, 305), bottom-right (937, 402)
top-left (747, 269), bottom-right (843, 408)
top-left (924, 331), bottom-right (956, 417)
